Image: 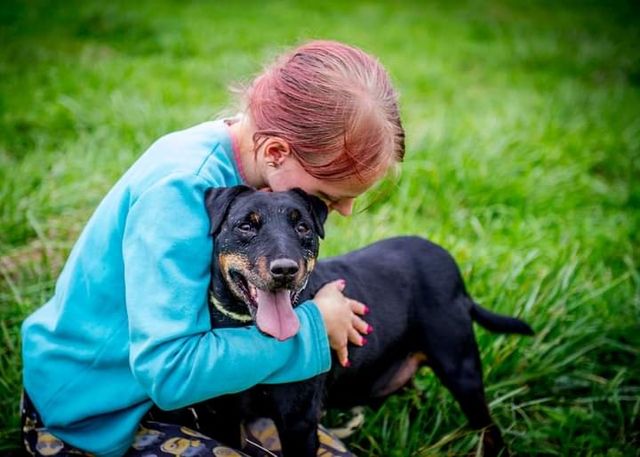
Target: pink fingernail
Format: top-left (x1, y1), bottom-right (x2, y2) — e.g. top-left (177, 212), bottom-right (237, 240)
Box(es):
top-left (344, 359), bottom-right (351, 368)
top-left (339, 279), bottom-right (346, 287)
top-left (361, 337), bottom-right (368, 346)
top-left (363, 305), bottom-right (370, 315)
top-left (367, 325), bottom-right (374, 334)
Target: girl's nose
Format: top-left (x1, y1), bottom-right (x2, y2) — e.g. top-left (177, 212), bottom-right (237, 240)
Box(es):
top-left (331, 198), bottom-right (355, 216)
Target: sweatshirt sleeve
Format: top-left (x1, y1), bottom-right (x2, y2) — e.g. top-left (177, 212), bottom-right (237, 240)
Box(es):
top-left (123, 172), bottom-right (331, 410)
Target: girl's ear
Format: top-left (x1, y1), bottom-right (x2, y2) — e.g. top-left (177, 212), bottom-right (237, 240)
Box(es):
top-left (289, 188), bottom-right (329, 239)
top-left (261, 137), bottom-right (291, 166)
top-left (204, 185), bottom-right (254, 236)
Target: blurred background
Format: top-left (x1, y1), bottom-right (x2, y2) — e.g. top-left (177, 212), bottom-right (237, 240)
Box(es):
top-left (1, 0), bottom-right (639, 455)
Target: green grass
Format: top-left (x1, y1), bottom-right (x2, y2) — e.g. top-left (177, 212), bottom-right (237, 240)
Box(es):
top-left (1, 0), bottom-right (639, 455)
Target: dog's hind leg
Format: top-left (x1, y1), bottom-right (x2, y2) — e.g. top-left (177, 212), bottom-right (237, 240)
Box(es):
top-left (417, 307), bottom-right (508, 457)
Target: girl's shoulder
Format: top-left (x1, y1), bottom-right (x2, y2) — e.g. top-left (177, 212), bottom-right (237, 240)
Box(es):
top-left (150, 120), bottom-right (231, 161)
top-left (125, 119), bottom-right (241, 194)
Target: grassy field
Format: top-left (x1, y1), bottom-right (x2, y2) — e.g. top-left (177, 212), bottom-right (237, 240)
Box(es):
top-left (1, 0), bottom-right (639, 455)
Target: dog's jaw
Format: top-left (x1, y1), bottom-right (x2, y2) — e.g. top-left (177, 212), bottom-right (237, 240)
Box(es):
top-left (209, 291), bottom-right (253, 323)
top-left (222, 267), bottom-right (308, 340)
top-left (209, 269), bottom-right (253, 326)
top-left (209, 267), bottom-right (251, 327)
top-left (209, 261), bottom-right (311, 340)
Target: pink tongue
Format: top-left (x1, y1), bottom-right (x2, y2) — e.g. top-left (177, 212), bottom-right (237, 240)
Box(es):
top-left (255, 289), bottom-right (300, 341)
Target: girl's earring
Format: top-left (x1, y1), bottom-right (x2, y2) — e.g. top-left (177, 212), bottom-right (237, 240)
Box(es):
top-left (268, 162), bottom-right (278, 168)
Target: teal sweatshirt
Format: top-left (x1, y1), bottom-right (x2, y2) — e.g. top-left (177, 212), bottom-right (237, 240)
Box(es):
top-left (21, 120), bottom-right (331, 457)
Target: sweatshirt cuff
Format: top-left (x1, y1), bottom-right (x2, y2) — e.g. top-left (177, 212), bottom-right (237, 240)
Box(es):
top-left (298, 300), bottom-right (331, 374)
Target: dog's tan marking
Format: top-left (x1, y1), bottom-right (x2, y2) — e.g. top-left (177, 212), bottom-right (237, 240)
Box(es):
top-left (219, 253), bottom-right (250, 272)
top-left (210, 292), bottom-right (252, 322)
top-left (219, 253), bottom-right (255, 304)
top-left (219, 254), bottom-right (248, 280)
top-left (293, 259), bottom-right (305, 284)
top-left (307, 258), bottom-right (316, 273)
top-left (256, 256), bottom-right (270, 282)
top-left (249, 212), bottom-right (261, 225)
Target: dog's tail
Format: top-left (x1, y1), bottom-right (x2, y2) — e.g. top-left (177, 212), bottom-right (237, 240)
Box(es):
top-left (470, 302), bottom-right (534, 335)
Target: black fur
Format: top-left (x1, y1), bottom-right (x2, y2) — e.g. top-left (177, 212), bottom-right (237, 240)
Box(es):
top-left (183, 186), bottom-right (532, 456)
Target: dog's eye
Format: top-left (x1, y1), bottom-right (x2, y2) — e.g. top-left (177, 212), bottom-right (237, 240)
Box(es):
top-left (296, 222), bottom-right (311, 235)
top-left (237, 223), bottom-right (256, 234)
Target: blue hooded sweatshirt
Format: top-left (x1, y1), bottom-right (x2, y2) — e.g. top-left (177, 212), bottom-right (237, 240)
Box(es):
top-left (21, 120), bottom-right (331, 456)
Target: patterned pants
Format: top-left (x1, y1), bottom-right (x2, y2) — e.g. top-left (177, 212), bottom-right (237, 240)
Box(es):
top-left (21, 393), bottom-right (355, 457)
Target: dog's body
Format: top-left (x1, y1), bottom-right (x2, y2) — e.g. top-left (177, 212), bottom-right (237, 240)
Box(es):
top-left (191, 186), bottom-right (533, 456)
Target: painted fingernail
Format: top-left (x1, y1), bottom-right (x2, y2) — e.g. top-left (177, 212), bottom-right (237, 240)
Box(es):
top-left (361, 337), bottom-right (368, 346)
top-left (344, 359), bottom-right (351, 368)
top-left (337, 279), bottom-right (346, 288)
top-left (367, 325), bottom-right (374, 334)
top-left (363, 305), bottom-right (370, 315)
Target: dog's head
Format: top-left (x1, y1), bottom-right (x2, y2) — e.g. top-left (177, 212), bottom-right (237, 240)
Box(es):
top-left (205, 186), bottom-right (328, 341)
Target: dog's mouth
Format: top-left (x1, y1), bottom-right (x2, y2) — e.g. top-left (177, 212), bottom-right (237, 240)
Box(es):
top-left (228, 270), bottom-right (303, 341)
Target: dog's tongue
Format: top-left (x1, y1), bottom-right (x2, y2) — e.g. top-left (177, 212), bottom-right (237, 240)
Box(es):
top-left (255, 289), bottom-right (300, 341)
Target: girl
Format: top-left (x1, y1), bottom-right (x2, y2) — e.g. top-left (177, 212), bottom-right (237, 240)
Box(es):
top-left (21, 40), bottom-right (405, 457)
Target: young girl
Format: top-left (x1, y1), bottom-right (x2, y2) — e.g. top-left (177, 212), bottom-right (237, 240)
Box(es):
top-left (21, 40), bottom-right (405, 457)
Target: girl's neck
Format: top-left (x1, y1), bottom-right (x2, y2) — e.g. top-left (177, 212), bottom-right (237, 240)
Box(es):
top-left (228, 118), bottom-right (265, 188)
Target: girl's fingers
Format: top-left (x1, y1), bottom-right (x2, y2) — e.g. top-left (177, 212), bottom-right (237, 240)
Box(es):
top-left (336, 344), bottom-right (349, 368)
top-left (348, 328), bottom-right (365, 346)
top-left (352, 314), bottom-right (370, 335)
top-left (350, 299), bottom-right (368, 316)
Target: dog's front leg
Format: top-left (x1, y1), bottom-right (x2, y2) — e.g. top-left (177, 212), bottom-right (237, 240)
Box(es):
top-left (194, 395), bottom-right (245, 449)
top-left (265, 379), bottom-right (324, 457)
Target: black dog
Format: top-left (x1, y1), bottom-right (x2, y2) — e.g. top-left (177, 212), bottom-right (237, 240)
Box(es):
top-left (195, 185), bottom-right (533, 457)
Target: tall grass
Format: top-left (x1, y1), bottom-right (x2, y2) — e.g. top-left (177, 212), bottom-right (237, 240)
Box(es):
top-left (1, 0), bottom-right (639, 454)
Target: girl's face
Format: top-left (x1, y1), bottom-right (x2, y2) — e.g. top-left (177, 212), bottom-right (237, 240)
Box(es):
top-left (265, 153), bottom-right (372, 216)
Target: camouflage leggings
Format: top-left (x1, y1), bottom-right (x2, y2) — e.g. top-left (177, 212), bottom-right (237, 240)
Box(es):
top-left (21, 393), bottom-right (355, 457)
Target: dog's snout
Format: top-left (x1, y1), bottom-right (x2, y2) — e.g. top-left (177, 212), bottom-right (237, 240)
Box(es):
top-left (270, 258), bottom-right (299, 278)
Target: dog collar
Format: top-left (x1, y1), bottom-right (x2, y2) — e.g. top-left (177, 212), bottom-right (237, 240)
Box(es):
top-left (209, 292), bottom-right (252, 322)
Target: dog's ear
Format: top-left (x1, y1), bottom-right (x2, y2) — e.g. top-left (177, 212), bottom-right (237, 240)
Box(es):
top-left (204, 185), bottom-right (254, 236)
top-left (289, 188), bottom-right (329, 239)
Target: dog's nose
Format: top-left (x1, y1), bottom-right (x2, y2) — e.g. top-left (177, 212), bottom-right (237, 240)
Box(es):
top-left (270, 258), bottom-right (299, 278)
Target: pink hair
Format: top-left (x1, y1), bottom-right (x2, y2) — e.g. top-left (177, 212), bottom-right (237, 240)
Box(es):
top-left (243, 40), bottom-right (405, 183)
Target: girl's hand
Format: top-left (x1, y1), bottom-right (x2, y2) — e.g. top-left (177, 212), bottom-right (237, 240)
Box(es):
top-left (313, 279), bottom-right (370, 368)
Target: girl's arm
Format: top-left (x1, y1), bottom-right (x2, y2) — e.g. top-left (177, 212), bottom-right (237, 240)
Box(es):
top-left (123, 173), bottom-right (330, 410)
